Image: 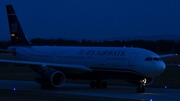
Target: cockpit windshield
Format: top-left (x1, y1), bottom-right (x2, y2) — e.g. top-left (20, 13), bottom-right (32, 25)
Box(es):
top-left (145, 57), bottom-right (162, 61)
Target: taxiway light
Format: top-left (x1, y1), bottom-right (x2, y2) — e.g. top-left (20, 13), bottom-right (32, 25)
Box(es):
top-left (164, 86), bottom-right (167, 88)
top-left (150, 99), bottom-right (153, 101)
top-left (13, 88), bottom-right (16, 91)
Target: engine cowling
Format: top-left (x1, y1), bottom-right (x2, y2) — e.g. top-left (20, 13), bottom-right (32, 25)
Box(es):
top-left (35, 70), bottom-right (66, 88)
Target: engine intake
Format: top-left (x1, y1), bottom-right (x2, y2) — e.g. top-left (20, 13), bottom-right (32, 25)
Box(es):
top-left (35, 70), bottom-right (65, 88)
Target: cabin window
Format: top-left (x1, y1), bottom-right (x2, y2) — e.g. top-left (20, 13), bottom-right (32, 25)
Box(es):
top-left (149, 57), bottom-right (152, 61)
top-left (153, 58), bottom-right (159, 61)
top-left (145, 57), bottom-right (149, 61)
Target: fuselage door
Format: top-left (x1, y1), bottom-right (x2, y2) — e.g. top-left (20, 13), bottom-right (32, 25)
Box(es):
top-left (128, 53), bottom-right (137, 66)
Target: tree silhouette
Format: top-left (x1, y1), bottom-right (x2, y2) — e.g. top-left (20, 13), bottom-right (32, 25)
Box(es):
top-left (0, 38), bottom-right (179, 54)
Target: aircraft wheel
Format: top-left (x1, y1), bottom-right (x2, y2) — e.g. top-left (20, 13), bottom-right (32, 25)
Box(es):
top-left (96, 81), bottom-right (101, 89)
top-left (90, 81), bottom-right (96, 88)
top-left (102, 81), bottom-right (107, 89)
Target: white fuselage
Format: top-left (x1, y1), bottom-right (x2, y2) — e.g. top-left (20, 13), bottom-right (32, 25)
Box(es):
top-left (9, 46), bottom-right (166, 78)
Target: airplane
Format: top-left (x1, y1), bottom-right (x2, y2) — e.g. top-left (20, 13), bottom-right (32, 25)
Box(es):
top-left (0, 5), bottom-right (176, 93)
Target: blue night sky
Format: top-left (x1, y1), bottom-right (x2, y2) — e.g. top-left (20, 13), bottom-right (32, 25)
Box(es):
top-left (0, 0), bottom-right (180, 41)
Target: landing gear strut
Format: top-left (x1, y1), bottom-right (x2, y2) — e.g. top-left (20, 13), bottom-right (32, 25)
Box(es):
top-left (90, 81), bottom-right (107, 89)
top-left (136, 83), bottom-right (145, 93)
top-left (136, 78), bottom-right (146, 93)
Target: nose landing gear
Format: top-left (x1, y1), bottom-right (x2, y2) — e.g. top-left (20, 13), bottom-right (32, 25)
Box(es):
top-left (136, 83), bottom-right (145, 93)
top-left (136, 78), bottom-right (146, 93)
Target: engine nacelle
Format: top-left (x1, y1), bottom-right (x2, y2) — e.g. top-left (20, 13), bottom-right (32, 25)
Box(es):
top-left (35, 70), bottom-right (66, 88)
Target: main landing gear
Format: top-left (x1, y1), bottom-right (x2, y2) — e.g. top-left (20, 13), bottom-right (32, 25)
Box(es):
top-left (136, 78), bottom-right (146, 93)
top-left (90, 81), bottom-right (107, 89)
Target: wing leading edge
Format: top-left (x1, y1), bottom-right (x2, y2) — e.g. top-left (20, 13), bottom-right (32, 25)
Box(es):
top-left (0, 59), bottom-right (92, 73)
top-left (159, 54), bottom-right (178, 58)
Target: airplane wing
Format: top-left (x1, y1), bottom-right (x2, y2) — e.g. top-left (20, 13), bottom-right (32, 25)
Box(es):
top-left (159, 48), bottom-right (178, 58)
top-left (0, 59), bottom-right (92, 73)
top-left (160, 53), bottom-right (179, 67)
top-left (159, 54), bottom-right (178, 58)
top-left (166, 64), bottom-right (180, 67)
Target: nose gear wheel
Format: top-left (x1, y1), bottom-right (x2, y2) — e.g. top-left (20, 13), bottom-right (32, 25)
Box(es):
top-left (136, 78), bottom-right (146, 93)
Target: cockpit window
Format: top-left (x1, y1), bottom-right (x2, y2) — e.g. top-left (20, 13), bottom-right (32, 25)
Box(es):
top-left (145, 57), bottom-right (162, 61)
top-left (153, 58), bottom-right (159, 61)
top-left (145, 57), bottom-right (149, 61)
top-left (145, 57), bottom-right (152, 61)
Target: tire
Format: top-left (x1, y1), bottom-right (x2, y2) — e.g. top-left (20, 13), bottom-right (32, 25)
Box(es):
top-left (102, 81), bottom-right (107, 89)
top-left (96, 81), bottom-right (101, 89)
top-left (90, 81), bottom-right (96, 88)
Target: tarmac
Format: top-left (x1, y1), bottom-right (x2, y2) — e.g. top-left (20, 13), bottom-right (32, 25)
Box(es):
top-left (0, 80), bottom-right (180, 101)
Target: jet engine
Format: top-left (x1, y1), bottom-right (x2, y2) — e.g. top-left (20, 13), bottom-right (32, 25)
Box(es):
top-left (35, 70), bottom-right (66, 88)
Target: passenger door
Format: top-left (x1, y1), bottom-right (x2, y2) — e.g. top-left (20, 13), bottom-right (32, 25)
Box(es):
top-left (128, 53), bottom-right (137, 66)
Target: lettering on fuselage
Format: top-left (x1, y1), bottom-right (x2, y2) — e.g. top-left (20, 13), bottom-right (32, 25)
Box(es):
top-left (86, 50), bottom-right (126, 56)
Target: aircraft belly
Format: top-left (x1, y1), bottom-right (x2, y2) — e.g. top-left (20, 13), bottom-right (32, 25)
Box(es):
top-left (65, 69), bottom-right (146, 81)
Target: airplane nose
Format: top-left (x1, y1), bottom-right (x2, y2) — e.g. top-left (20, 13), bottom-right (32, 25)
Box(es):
top-left (156, 61), bottom-right (166, 75)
